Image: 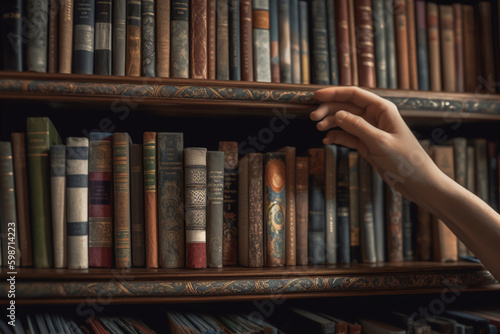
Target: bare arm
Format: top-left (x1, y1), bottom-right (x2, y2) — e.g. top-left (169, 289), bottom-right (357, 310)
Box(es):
top-left (310, 86), bottom-right (500, 281)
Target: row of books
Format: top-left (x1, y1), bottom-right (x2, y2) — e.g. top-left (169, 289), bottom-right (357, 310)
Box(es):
top-left (1, 0), bottom-right (499, 93)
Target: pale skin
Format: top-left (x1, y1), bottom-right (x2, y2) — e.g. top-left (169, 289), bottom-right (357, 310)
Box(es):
top-left (310, 86), bottom-right (500, 282)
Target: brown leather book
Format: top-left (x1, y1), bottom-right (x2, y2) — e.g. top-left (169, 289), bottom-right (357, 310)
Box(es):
top-left (453, 3), bottom-right (464, 93)
top-left (406, 0), bottom-right (418, 90)
top-left (190, 0), bottom-right (208, 79)
top-left (394, 0), bottom-right (410, 89)
top-left (463, 3), bottom-right (476, 93)
top-left (354, 0), bottom-right (376, 88)
top-left (478, 1), bottom-right (496, 92)
top-left (347, 0), bottom-right (359, 86)
top-left (48, 0), bottom-right (59, 73)
top-left (279, 146), bottom-right (296, 266)
top-left (241, 0), bottom-right (254, 81)
top-left (426, 1), bottom-right (441, 91)
top-left (156, 0), bottom-right (171, 78)
top-left (336, 0), bottom-right (352, 86)
top-left (11, 133), bottom-right (33, 267)
top-left (295, 156), bottom-right (308, 266)
top-left (126, 0), bottom-right (142, 77)
top-left (416, 140), bottom-right (432, 261)
top-left (58, 0), bottom-right (73, 73)
top-left (439, 4), bottom-right (456, 92)
top-left (386, 187), bottom-right (403, 263)
top-left (207, 0), bottom-right (217, 80)
top-left (131, 144), bottom-right (145, 267)
top-left (143, 132), bottom-right (158, 268)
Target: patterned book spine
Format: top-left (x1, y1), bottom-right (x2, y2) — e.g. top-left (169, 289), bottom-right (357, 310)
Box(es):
top-left (26, 0), bottom-right (48, 72)
top-left (126, 0), bottom-right (141, 76)
top-left (1, 0), bottom-right (23, 71)
top-left (48, 0), bottom-right (59, 73)
top-left (406, 0), bottom-right (418, 90)
top-left (113, 0), bottom-right (127, 75)
top-left (50, 145), bottom-right (67, 269)
top-left (207, 151), bottom-right (224, 268)
top-left (171, 0), bottom-right (189, 78)
top-left (310, 0), bottom-right (330, 85)
top-left (478, 1), bottom-right (496, 91)
top-left (385, 0), bottom-right (397, 88)
top-left (158, 132), bottom-right (184, 268)
top-left (58, 0), bottom-right (74, 73)
top-left (88, 132), bottom-right (113, 268)
top-left (325, 145), bottom-right (337, 264)
top-left (66, 137), bottom-right (89, 270)
top-left (295, 156), bottom-right (308, 265)
top-left (184, 148), bottom-right (207, 269)
top-left (191, 0), bottom-right (208, 79)
top-left (281, 147), bottom-right (296, 266)
top-left (290, 0), bottom-right (301, 84)
top-left (359, 156), bottom-right (376, 264)
top-left (11, 133), bottom-right (33, 267)
top-left (131, 144), bottom-right (145, 267)
top-left (453, 3), bottom-right (464, 93)
top-left (142, 0), bottom-right (156, 77)
top-left (416, 140), bottom-right (432, 261)
top-left (207, 0), bottom-right (216, 79)
top-left (347, 0), bottom-right (358, 86)
top-left (336, 0), bottom-right (352, 86)
top-left (241, 0), bottom-right (254, 81)
top-left (439, 4), bottom-right (455, 92)
top-left (73, 0), bottom-right (95, 74)
top-left (348, 151), bottom-right (361, 263)
top-left (278, 0), bottom-right (292, 83)
top-left (219, 141), bottom-right (238, 266)
top-left (143, 132), bottom-right (158, 268)
top-left (402, 197), bottom-right (414, 261)
top-left (373, 0), bottom-right (387, 88)
top-left (253, 0), bottom-right (272, 82)
top-left (299, 0), bottom-right (310, 84)
top-left (113, 132), bottom-right (132, 269)
top-left (337, 146), bottom-right (350, 264)
top-left (229, 0), bottom-right (241, 80)
top-left (308, 148), bottom-right (325, 265)
top-left (427, 2), bottom-right (441, 91)
top-left (373, 170), bottom-right (385, 263)
top-left (463, 4), bottom-right (476, 93)
top-left (95, 0), bottom-right (112, 75)
top-left (156, 0), bottom-right (170, 77)
top-left (415, 0), bottom-right (429, 91)
top-left (354, 0), bottom-right (376, 88)
top-left (264, 152), bottom-right (286, 268)
top-left (269, 0), bottom-right (280, 82)
top-left (217, 0), bottom-right (230, 80)
top-left (394, 0), bottom-right (409, 89)
top-left (386, 186), bottom-right (403, 262)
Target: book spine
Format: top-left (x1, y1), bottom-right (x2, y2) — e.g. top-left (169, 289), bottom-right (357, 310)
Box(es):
top-left (143, 132), bottom-right (158, 268)
top-left (310, 0), bottom-right (330, 85)
top-left (113, 133), bottom-right (132, 269)
top-left (131, 144), bottom-right (145, 267)
top-left (142, 0), bottom-right (156, 77)
top-left (248, 153), bottom-right (264, 267)
top-left (488, 141), bottom-right (499, 212)
top-left (324, 0), bottom-right (337, 85)
top-left (264, 152), bottom-right (286, 267)
top-left (427, 2), bottom-right (441, 91)
top-left (158, 132), bottom-right (184, 268)
top-left (48, 0), bottom-right (59, 73)
top-left (452, 138), bottom-right (469, 257)
top-left (50, 145), bottom-right (67, 269)
top-left (113, 0), bottom-right (127, 76)
top-left (207, 0), bottom-right (216, 79)
top-left (337, 146), bottom-right (350, 264)
top-left (219, 141), bottom-right (238, 266)
top-left (207, 151), bottom-right (224, 268)
top-left (283, 147), bottom-right (296, 266)
top-left (66, 137), bottom-right (89, 270)
top-left (269, 0), bottom-right (280, 82)
top-left (290, 0), bottom-right (301, 84)
top-left (463, 4), bottom-right (476, 93)
top-left (126, 0), bottom-right (141, 76)
top-left (386, 186), bottom-right (403, 262)
top-left (308, 147), bottom-right (325, 265)
top-left (385, 0), bottom-right (397, 88)
top-left (325, 145), bottom-right (337, 264)
top-left (191, 0), bottom-right (208, 79)
top-left (11, 133), bottom-right (33, 267)
top-left (88, 132), bottom-right (113, 268)
top-left (359, 156), bottom-right (376, 264)
top-left (94, 0), bottom-right (112, 75)
top-left (348, 151), bottom-right (361, 263)
top-left (217, 0), bottom-right (230, 80)
top-left (298, 0), bottom-right (310, 84)
top-left (406, 0), bottom-right (418, 90)
top-left (373, 170), bottom-right (385, 263)
top-left (354, 0), bottom-right (376, 88)
top-left (336, 0), bottom-right (352, 86)
top-left (453, 3), bottom-right (464, 93)
top-left (295, 156), bottom-right (308, 266)
top-left (474, 138), bottom-right (489, 205)
top-left (478, 1), bottom-right (496, 92)
top-left (184, 148), bottom-right (207, 269)
top-left (439, 5), bottom-right (455, 92)
top-left (347, 0), bottom-right (358, 86)
top-left (229, 0), bottom-right (241, 80)
top-left (240, 0), bottom-right (254, 81)
top-left (1, 0), bottom-right (23, 71)
top-left (26, 0), bottom-right (49, 72)
top-left (373, 0), bottom-right (387, 88)
top-left (171, 0), bottom-right (189, 78)
top-left (402, 198), bottom-right (415, 261)
top-left (156, 0), bottom-right (170, 77)
top-left (253, 0), bottom-right (272, 82)
top-left (58, 0), bottom-right (73, 73)
top-left (73, 0), bottom-right (95, 74)
top-left (394, 0), bottom-right (409, 89)
top-left (416, 140), bottom-right (432, 261)
top-left (415, 0), bottom-right (429, 91)
top-left (238, 155), bottom-right (250, 267)
top-left (278, 0), bottom-right (292, 83)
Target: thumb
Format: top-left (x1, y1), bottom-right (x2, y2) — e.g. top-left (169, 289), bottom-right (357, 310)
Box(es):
top-left (335, 110), bottom-right (384, 143)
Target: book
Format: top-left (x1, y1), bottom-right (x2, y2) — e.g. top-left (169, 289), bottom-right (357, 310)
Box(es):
top-left (406, 0), bottom-right (418, 90)
top-left (58, 0), bottom-right (73, 73)
top-left (290, 0), bottom-right (301, 84)
top-left (270, 0), bottom-right (280, 83)
top-left (191, 0), bottom-right (208, 79)
top-left (126, 0), bottom-right (141, 76)
top-left (88, 132), bottom-right (113, 268)
top-left (427, 1), bottom-right (441, 91)
top-left (373, 170), bottom-right (385, 263)
top-left (141, 0), bottom-right (156, 77)
top-left (253, 0), bottom-right (272, 82)
top-left (1, 0), bottom-right (23, 71)
top-left (325, 145), bottom-right (337, 264)
top-left (27, 117), bottom-right (62, 268)
top-left (217, 0), bottom-right (230, 80)
top-left (112, 0), bottom-right (127, 76)
top-left (131, 143), bottom-right (145, 267)
top-left (415, 0), bottom-right (429, 91)
top-left (207, 151), bottom-right (224, 268)
top-left (439, 4), bottom-right (455, 92)
top-left (415, 140), bottom-right (432, 261)
top-left (48, 0), bottom-right (59, 73)
top-left (474, 138), bottom-right (489, 206)
top-left (264, 152), bottom-right (286, 267)
top-left (94, 0), bottom-right (112, 75)
top-left (288, 308), bottom-right (336, 333)
top-left (359, 156), bottom-right (376, 264)
top-left (488, 141), bottom-right (499, 212)
top-left (453, 3), bottom-right (464, 93)
top-left (238, 153), bottom-right (264, 268)
top-left (310, 0), bottom-right (330, 85)
top-left (373, 0), bottom-right (387, 88)
top-left (394, 0), bottom-right (410, 89)
top-left (402, 198), bottom-right (414, 261)
top-left (336, 0), bottom-right (352, 85)
top-left (354, 0), bottom-right (376, 88)
top-left (386, 186), bottom-right (403, 263)
top-left (158, 132), bottom-right (184, 268)
top-left (347, 0), bottom-right (358, 86)
top-left (207, 0), bottom-right (216, 80)
top-left (156, 0), bottom-right (170, 78)
top-left (171, 0), bottom-right (189, 78)
top-left (66, 137), bottom-right (89, 270)
top-left (184, 147), bottom-right (207, 269)
top-left (299, 0), bottom-right (310, 84)
top-left (463, 3), bottom-right (477, 93)
top-left (50, 145), bottom-right (66, 269)
top-left (229, 0), bottom-right (241, 80)
top-left (478, 1), bottom-right (496, 92)
top-left (385, 0), bottom-right (398, 89)
top-left (240, 0), bottom-right (254, 81)
top-left (143, 132), bottom-right (158, 268)
top-left (358, 318), bottom-right (405, 334)
top-left (295, 156), bottom-right (309, 266)
top-left (26, 0), bottom-right (49, 73)
top-left (308, 147), bottom-right (325, 265)
top-left (278, 0), bottom-right (292, 83)
top-left (73, 0), bottom-right (95, 74)
top-left (279, 146), bottom-right (296, 266)
top-left (348, 150), bottom-right (361, 263)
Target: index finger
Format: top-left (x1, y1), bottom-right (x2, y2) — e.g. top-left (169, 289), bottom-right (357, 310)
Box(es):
top-left (314, 86), bottom-right (388, 110)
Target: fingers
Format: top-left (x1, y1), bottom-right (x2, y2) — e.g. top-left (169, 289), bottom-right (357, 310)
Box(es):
top-left (334, 110), bottom-right (386, 144)
top-left (316, 115), bottom-right (338, 131)
top-left (322, 130), bottom-right (368, 158)
top-left (309, 101), bottom-right (364, 122)
top-left (314, 86), bottom-right (389, 111)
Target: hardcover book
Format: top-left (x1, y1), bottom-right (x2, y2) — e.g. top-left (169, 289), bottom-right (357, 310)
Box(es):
top-left (58, 0), bottom-right (73, 73)
top-left (415, 0), bottom-right (429, 90)
top-left (95, 0), bottom-right (112, 75)
top-left (416, 140), bottom-right (432, 261)
top-left (143, 132), bottom-right (158, 268)
top-left (295, 156), bottom-right (309, 265)
top-left (48, 0), bottom-right (59, 73)
top-left (337, 146), bottom-right (350, 264)
top-left (290, 0), bottom-right (301, 84)
top-left (278, 146), bottom-right (296, 266)
top-left (439, 4), bottom-right (455, 92)
top-left (373, 0), bottom-right (387, 88)
top-left (217, 0), bottom-right (230, 80)
top-left (113, 0), bottom-right (127, 75)
top-left (207, 151), bottom-right (224, 268)
top-left (347, 0), bottom-right (358, 86)
top-left (207, 0), bottom-right (216, 79)
top-left (270, 0), bottom-right (280, 83)
top-left (348, 150), bottom-right (361, 263)
top-left (402, 198), bottom-right (414, 261)
top-left (325, 145), bottom-right (337, 264)
top-left (354, 0), bottom-right (376, 88)
top-left (385, 0), bottom-right (397, 88)
top-left (27, 0), bottom-right (49, 73)
top-left (463, 3), bottom-right (477, 92)
top-left (191, 0), bottom-right (208, 79)
top-left (171, 0), bottom-right (189, 78)
top-left (373, 170), bottom-right (385, 263)
top-left (50, 145), bottom-right (66, 268)
top-left (142, 0), bottom-right (156, 77)
top-left (308, 147), bottom-right (325, 265)
top-left (427, 1), bottom-right (441, 91)
top-left (131, 144), bottom-right (145, 267)
top-left (453, 3), bottom-right (464, 92)
top-left (299, 0), bottom-right (310, 84)
top-left (229, 0), bottom-right (241, 80)
top-left (240, 0), bottom-right (254, 81)
top-left (359, 156), bottom-right (376, 264)
top-left (278, 0), bottom-right (292, 83)
top-left (310, 0), bottom-right (330, 85)
top-left (336, 0), bottom-right (352, 85)
top-left (406, 0), bottom-right (418, 90)
top-left (73, 0), bottom-right (95, 74)
top-left (394, 0), bottom-right (410, 89)
top-left (156, 0), bottom-right (170, 78)
top-left (126, 0), bottom-right (141, 76)
top-left (1, 0), bottom-right (23, 71)
top-left (253, 0), bottom-right (272, 82)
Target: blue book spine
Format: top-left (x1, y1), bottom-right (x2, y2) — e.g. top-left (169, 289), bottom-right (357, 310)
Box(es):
top-left (336, 146), bottom-right (350, 264)
top-left (298, 0), bottom-right (310, 84)
top-left (289, 0), bottom-right (301, 83)
top-left (308, 148), bottom-right (325, 265)
top-left (326, 0), bottom-right (338, 85)
top-left (416, 0), bottom-right (429, 90)
top-left (73, 0), bottom-right (95, 74)
top-left (229, 0), bottom-right (241, 80)
top-left (269, 0), bottom-right (280, 82)
top-left (373, 0), bottom-right (387, 88)
top-left (278, 0), bottom-right (292, 83)
top-left (94, 0), bottom-right (112, 75)
top-left (384, 0), bottom-right (397, 89)
top-left (310, 0), bottom-right (330, 85)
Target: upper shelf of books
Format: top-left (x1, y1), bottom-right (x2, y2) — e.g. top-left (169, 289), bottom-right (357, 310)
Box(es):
top-left (1, 72), bottom-right (500, 121)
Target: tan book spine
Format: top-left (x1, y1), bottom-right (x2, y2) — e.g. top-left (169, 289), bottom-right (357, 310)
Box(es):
top-left (280, 147), bottom-right (296, 266)
top-left (126, 0), bottom-right (142, 77)
top-left (406, 0), bottom-right (418, 90)
top-left (207, 0), bottom-right (217, 80)
top-left (394, 0), bottom-right (410, 89)
top-left (156, 0), bottom-right (171, 77)
top-left (58, 0), bottom-right (74, 74)
top-left (427, 1), bottom-right (441, 91)
top-left (439, 5), bottom-right (456, 92)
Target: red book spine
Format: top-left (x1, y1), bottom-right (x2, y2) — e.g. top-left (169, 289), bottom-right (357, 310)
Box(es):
top-left (336, 0), bottom-right (352, 86)
top-left (354, 0), bottom-right (376, 88)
